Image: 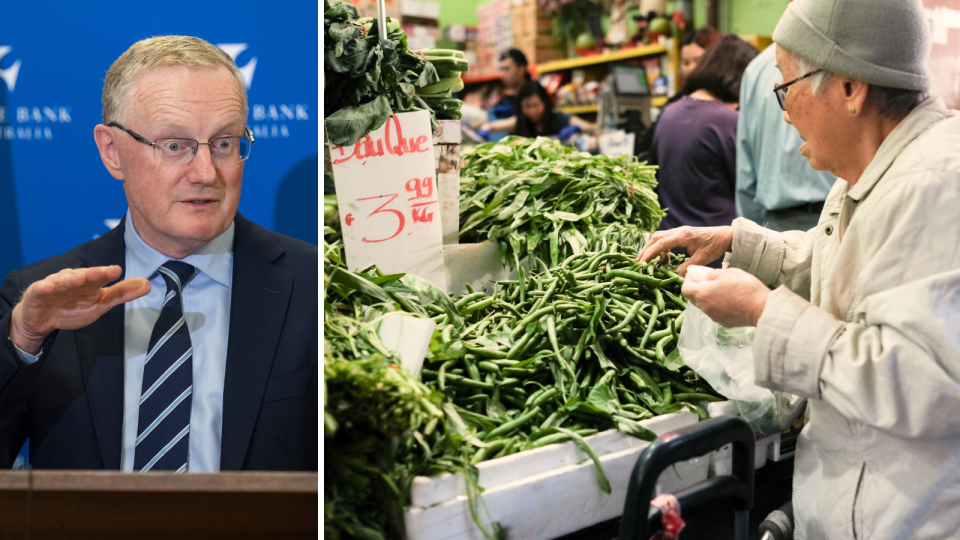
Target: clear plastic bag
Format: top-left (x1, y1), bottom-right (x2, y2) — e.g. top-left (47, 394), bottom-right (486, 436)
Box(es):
top-left (678, 304), bottom-right (806, 434)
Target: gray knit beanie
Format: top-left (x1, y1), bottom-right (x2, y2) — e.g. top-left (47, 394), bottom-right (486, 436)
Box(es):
top-left (773, 0), bottom-right (931, 91)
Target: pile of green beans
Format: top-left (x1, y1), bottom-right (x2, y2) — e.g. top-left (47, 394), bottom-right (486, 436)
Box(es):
top-left (418, 244), bottom-right (723, 466)
top-left (458, 136), bottom-right (665, 271)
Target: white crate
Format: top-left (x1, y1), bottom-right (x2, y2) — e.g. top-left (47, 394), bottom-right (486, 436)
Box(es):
top-left (707, 432), bottom-right (780, 477)
top-left (405, 411), bottom-right (708, 540)
top-left (705, 401), bottom-right (785, 476)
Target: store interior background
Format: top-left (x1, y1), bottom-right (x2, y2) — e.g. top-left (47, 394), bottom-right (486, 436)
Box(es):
top-left (417, 0), bottom-right (959, 123)
top-left (434, 0), bottom-right (784, 49)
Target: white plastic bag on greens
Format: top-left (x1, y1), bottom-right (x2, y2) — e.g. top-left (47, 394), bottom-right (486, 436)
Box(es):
top-left (678, 304), bottom-right (805, 434)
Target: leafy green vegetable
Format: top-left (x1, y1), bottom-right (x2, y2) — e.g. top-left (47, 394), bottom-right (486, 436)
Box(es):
top-left (324, 0), bottom-right (439, 146)
top-left (459, 136), bottom-right (666, 270)
top-left (324, 236), bottom-right (503, 540)
top-left (418, 48), bottom-right (468, 120)
top-left (419, 245), bottom-right (722, 468)
top-left (324, 94), bottom-right (393, 151)
top-left (324, 195), bottom-right (341, 243)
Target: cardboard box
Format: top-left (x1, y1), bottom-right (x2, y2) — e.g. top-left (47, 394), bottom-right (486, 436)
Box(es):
top-left (534, 48), bottom-right (567, 62)
top-left (345, 0), bottom-right (401, 20)
top-left (402, 23), bottom-right (441, 50)
top-left (511, 12), bottom-right (550, 39)
top-left (432, 120), bottom-right (461, 246)
top-left (515, 34), bottom-right (563, 51)
top-left (401, 0), bottom-right (440, 19)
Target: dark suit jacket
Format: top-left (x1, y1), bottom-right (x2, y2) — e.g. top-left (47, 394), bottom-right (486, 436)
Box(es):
top-left (0, 214), bottom-right (318, 471)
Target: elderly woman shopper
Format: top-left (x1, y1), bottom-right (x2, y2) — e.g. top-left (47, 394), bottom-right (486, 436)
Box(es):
top-left (640, 0), bottom-right (960, 538)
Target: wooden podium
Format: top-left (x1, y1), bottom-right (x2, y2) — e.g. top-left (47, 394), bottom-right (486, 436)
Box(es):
top-left (0, 470), bottom-right (317, 539)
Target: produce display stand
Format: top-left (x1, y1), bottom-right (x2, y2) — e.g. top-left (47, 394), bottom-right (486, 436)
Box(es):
top-left (405, 412), bottom-right (706, 540)
top-left (442, 240), bottom-right (506, 296)
top-left (0, 470), bottom-right (317, 539)
top-left (402, 398), bottom-right (796, 540)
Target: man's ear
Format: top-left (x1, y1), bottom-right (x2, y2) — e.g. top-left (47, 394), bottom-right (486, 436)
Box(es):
top-left (94, 124), bottom-right (124, 180)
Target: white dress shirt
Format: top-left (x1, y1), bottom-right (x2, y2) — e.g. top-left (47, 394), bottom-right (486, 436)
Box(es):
top-left (120, 213), bottom-right (233, 472)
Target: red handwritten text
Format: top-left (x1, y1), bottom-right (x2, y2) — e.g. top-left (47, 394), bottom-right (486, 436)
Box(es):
top-left (330, 115), bottom-right (431, 165)
top-left (357, 194), bottom-right (405, 243)
top-left (405, 176), bottom-right (434, 200)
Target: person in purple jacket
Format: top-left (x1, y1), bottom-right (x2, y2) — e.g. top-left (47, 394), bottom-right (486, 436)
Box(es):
top-left (652, 36), bottom-right (759, 243)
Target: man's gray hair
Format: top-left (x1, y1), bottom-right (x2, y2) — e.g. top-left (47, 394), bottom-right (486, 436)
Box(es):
top-left (793, 50), bottom-right (927, 121)
top-left (102, 35), bottom-right (248, 126)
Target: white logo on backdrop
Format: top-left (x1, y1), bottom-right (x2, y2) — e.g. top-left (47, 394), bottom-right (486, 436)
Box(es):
top-left (216, 43), bottom-right (257, 89)
top-left (0, 46), bottom-right (22, 92)
top-left (215, 43), bottom-right (311, 140)
top-left (93, 218), bottom-right (123, 239)
top-left (0, 45), bottom-right (71, 142)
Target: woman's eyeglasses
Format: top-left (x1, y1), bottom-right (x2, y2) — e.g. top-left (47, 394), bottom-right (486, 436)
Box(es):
top-left (773, 69), bottom-right (823, 111)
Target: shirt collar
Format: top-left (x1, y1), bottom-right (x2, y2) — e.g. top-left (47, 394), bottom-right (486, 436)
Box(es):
top-left (124, 212), bottom-right (234, 288)
top-left (847, 96), bottom-right (951, 202)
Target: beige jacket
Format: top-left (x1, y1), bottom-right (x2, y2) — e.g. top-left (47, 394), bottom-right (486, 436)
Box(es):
top-left (728, 97), bottom-right (960, 540)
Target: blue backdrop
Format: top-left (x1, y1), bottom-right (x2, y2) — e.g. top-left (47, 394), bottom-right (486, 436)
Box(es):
top-left (0, 0), bottom-right (319, 469)
top-left (0, 0), bottom-right (319, 275)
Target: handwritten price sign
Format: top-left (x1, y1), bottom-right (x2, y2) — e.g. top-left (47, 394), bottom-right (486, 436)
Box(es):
top-left (328, 111), bottom-right (447, 289)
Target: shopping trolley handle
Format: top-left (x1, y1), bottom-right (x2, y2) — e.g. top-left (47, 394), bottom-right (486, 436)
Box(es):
top-left (618, 415), bottom-right (756, 540)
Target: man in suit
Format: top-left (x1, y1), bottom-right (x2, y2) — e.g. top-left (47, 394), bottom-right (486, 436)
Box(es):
top-left (0, 35), bottom-right (318, 472)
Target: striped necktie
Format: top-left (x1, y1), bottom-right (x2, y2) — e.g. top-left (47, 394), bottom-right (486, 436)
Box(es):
top-left (134, 261), bottom-right (196, 473)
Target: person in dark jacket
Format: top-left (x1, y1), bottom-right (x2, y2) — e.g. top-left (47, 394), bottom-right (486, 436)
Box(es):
top-left (635, 27), bottom-right (723, 161)
top-left (483, 81), bottom-right (594, 139)
top-left (482, 49), bottom-right (531, 142)
top-left (652, 35), bottom-right (758, 262)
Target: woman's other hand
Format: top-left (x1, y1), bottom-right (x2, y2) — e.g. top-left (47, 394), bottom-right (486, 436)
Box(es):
top-left (682, 266), bottom-right (770, 327)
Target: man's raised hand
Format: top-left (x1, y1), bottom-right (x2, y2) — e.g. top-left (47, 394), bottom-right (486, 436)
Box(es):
top-left (9, 266), bottom-right (151, 355)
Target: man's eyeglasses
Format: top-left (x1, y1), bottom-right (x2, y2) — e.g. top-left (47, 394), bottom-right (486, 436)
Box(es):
top-left (772, 69), bottom-right (822, 111)
top-left (108, 123), bottom-right (255, 165)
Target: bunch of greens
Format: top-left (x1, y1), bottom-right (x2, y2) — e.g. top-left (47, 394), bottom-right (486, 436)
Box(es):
top-left (417, 245), bottom-right (721, 470)
top-left (324, 234), bottom-right (443, 540)
top-left (417, 49), bottom-right (469, 120)
top-left (324, 194), bottom-right (341, 243)
top-left (324, 0), bottom-right (440, 146)
top-left (459, 136), bottom-right (665, 271)
top-left (324, 233), bottom-right (502, 540)
top-left (325, 353), bottom-right (445, 540)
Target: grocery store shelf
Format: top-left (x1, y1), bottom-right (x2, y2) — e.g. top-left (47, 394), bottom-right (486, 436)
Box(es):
top-left (464, 66), bottom-right (537, 85)
top-left (558, 97), bottom-right (668, 114)
top-left (556, 104), bottom-right (598, 114)
top-left (462, 72), bottom-right (500, 85)
top-left (537, 44), bottom-right (668, 73)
